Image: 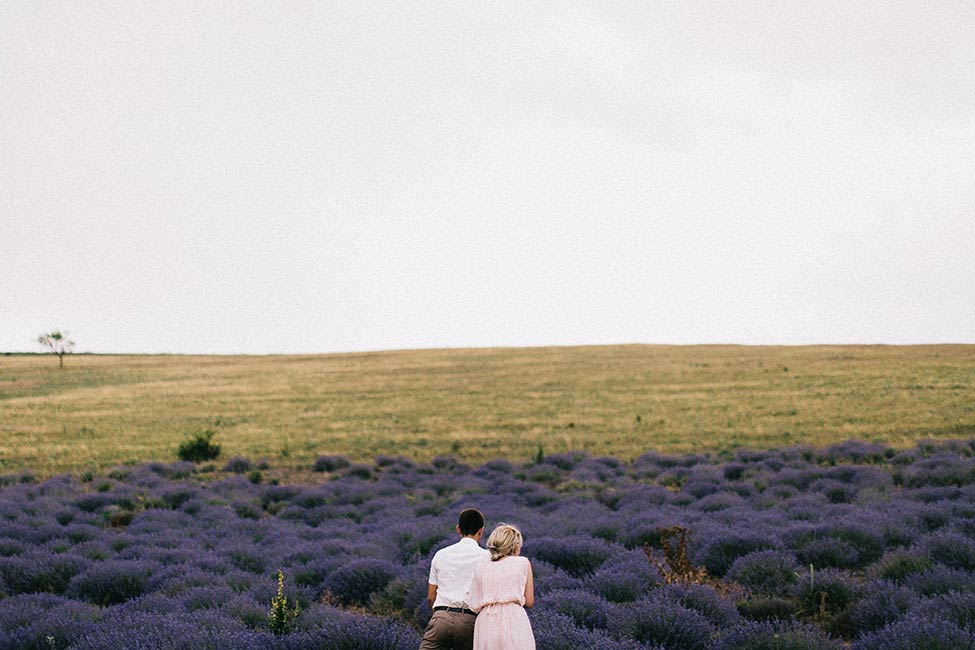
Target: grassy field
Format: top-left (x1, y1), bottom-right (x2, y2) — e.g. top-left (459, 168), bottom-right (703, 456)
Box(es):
top-left (1, 345), bottom-right (974, 477)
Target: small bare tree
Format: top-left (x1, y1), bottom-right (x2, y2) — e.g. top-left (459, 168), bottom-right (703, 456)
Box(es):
top-left (643, 525), bottom-right (709, 586)
top-left (37, 330), bottom-right (75, 369)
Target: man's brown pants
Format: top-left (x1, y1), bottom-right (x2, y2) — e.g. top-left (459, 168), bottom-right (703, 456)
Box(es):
top-left (419, 610), bottom-right (476, 650)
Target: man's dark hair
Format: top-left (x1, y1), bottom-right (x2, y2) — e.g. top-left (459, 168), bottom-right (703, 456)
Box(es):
top-left (458, 508), bottom-right (484, 536)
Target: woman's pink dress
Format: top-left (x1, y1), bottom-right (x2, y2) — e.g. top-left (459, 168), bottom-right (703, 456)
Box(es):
top-left (467, 555), bottom-right (536, 650)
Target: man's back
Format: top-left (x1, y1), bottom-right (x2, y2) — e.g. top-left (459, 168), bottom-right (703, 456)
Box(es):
top-left (429, 537), bottom-right (490, 609)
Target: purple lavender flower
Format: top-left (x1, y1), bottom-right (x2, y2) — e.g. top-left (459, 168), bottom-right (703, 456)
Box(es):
top-left (535, 588), bottom-right (612, 630)
top-left (530, 611), bottom-right (647, 650)
top-left (714, 619), bottom-right (843, 650)
top-left (523, 536), bottom-right (613, 578)
top-left (728, 550), bottom-right (801, 597)
top-left (910, 591), bottom-right (975, 632)
top-left (847, 579), bottom-right (917, 634)
top-left (851, 617), bottom-right (975, 650)
top-left (609, 596), bottom-right (714, 650)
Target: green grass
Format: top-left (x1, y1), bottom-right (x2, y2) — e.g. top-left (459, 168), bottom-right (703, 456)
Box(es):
top-left (1, 345), bottom-right (974, 477)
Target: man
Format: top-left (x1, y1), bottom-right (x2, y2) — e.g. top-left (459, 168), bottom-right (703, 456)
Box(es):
top-left (420, 508), bottom-right (490, 650)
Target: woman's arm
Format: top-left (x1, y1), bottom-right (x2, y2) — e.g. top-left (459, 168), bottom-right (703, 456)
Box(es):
top-left (523, 560), bottom-right (534, 608)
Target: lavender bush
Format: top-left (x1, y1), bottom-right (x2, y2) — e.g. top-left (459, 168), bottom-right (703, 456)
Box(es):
top-left (713, 619), bottom-right (842, 650)
top-left (851, 617), bottom-right (975, 650)
top-left (727, 550), bottom-right (801, 597)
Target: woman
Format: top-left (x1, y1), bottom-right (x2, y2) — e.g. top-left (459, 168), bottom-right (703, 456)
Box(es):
top-left (466, 523), bottom-right (535, 650)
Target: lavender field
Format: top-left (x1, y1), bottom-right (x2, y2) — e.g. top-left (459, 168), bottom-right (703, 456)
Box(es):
top-left (3, 439), bottom-right (975, 649)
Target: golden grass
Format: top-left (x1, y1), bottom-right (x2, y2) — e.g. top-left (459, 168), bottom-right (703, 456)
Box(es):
top-left (1, 345), bottom-right (974, 477)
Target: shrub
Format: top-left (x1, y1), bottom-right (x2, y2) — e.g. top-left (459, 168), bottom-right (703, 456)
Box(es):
top-left (65, 610), bottom-right (275, 650)
top-left (588, 554), bottom-right (660, 603)
top-left (538, 589), bottom-right (612, 630)
top-left (847, 580), bottom-right (917, 634)
top-left (695, 491), bottom-right (747, 512)
top-left (292, 558), bottom-right (339, 590)
top-left (684, 475), bottom-right (722, 499)
top-left (610, 597), bottom-right (714, 650)
top-left (621, 522), bottom-right (668, 549)
top-left (323, 559), bottom-right (398, 607)
top-left (902, 454), bottom-right (975, 488)
top-left (392, 525), bottom-right (450, 563)
top-left (923, 530), bottom-right (975, 571)
top-left (233, 501), bottom-right (262, 520)
top-left (737, 597), bottom-right (798, 622)
top-left (526, 537), bottom-right (612, 578)
top-left (1, 598), bottom-right (100, 650)
top-left (224, 457), bottom-right (252, 474)
top-left (912, 591), bottom-right (975, 632)
top-left (699, 532), bottom-right (779, 577)
top-left (0, 594), bottom-right (84, 633)
top-left (907, 485), bottom-right (964, 504)
top-left (851, 617), bottom-right (975, 650)
top-left (542, 452), bottom-right (588, 471)
top-left (793, 537), bottom-right (857, 570)
top-left (819, 440), bottom-right (891, 465)
top-left (66, 560), bottom-right (157, 606)
top-left (787, 524), bottom-right (884, 570)
top-left (0, 554), bottom-right (90, 595)
top-left (0, 539), bottom-right (25, 558)
top-left (289, 604), bottom-right (421, 650)
top-left (794, 568), bottom-right (858, 617)
top-left (724, 463), bottom-right (748, 481)
top-left (145, 460), bottom-right (196, 479)
top-left (527, 466), bottom-right (563, 484)
top-left (714, 619), bottom-right (843, 650)
top-left (658, 583), bottom-right (741, 628)
top-left (809, 479), bottom-right (857, 504)
top-left (180, 585), bottom-right (236, 611)
top-left (530, 559), bottom-right (584, 596)
top-left (222, 595), bottom-right (268, 630)
top-left (588, 569), bottom-right (642, 603)
top-left (313, 456), bottom-right (351, 472)
top-left (228, 543), bottom-right (267, 574)
top-left (904, 565), bottom-right (975, 596)
top-left (344, 464), bottom-right (374, 480)
top-left (872, 550), bottom-right (933, 583)
top-left (75, 493), bottom-right (114, 513)
top-left (728, 551), bottom-right (801, 597)
top-left (177, 430), bottom-right (221, 462)
top-left (531, 611), bottom-right (646, 650)
top-left (658, 468), bottom-right (691, 489)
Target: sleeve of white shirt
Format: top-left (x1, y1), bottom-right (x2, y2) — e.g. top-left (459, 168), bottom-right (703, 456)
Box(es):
top-left (428, 553), bottom-right (439, 585)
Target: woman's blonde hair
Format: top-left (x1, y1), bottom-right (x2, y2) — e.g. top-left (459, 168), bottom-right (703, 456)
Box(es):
top-left (486, 523), bottom-right (523, 561)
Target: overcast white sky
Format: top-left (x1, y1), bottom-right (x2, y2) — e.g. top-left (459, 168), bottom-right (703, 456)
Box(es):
top-left (2, 2), bottom-right (973, 354)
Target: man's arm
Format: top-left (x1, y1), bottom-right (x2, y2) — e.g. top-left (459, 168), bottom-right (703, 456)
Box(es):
top-left (427, 583), bottom-right (438, 608)
top-left (523, 561), bottom-right (534, 608)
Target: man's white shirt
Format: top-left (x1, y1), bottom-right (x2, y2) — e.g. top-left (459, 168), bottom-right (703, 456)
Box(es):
top-left (428, 537), bottom-right (490, 609)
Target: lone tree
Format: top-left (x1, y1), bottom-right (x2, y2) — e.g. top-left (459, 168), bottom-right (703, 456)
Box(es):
top-left (37, 330), bottom-right (75, 368)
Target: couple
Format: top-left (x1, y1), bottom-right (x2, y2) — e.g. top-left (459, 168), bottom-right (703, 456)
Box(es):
top-left (420, 508), bottom-right (535, 650)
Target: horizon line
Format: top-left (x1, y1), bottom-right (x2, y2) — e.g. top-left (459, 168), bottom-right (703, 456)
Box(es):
top-left (4, 341), bottom-right (975, 357)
